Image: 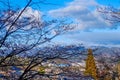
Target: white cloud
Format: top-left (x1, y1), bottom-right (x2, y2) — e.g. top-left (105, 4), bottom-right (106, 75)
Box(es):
top-left (52, 30), bottom-right (120, 47)
top-left (49, 0), bottom-right (113, 30)
top-left (48, 0), bottom-right (120, 47)
top-left (68, 0), bottom-right (97, 6)
top-left (20, 7), bottom-right (42, 30)
top-left (68, 31), bottom-right (120, 43)
top-left (20, 7), bottom-right (42, 21)
top-left (5, 7), bottom-right (42, 31)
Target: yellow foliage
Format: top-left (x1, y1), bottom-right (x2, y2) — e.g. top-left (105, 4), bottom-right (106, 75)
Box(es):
top-left (84, 49), bottom-right (98, 80)
top-left (38, 66), bottom-right (45, 74)
top-left (115, 62), bottom-right (120, 79)
top-left (116, 63), bottom-right (120, 73)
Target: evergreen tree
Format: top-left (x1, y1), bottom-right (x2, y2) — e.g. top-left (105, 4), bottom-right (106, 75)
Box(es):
top-left (84, 49), bottom-right (98, 80)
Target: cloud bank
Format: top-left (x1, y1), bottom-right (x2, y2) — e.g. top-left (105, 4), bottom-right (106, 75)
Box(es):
top-left (49, 0), bottom-right (113, 30)
top-left (48, 0), bottom-right (120, 46)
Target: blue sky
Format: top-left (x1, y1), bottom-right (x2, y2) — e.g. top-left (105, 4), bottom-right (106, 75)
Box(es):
top-left (46, 0), bottom-right (120, 47)
top-left (6, 0), bottom-right (120, 47)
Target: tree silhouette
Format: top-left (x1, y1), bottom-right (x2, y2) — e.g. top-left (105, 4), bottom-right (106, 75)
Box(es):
top-left (98, 6), bottom-right (120, 24)
top-left (0, 0), bottom-right (74, 79)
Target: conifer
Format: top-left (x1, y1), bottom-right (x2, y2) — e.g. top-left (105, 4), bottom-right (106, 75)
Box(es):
top-left (84, 49), bottom-right (98, 80)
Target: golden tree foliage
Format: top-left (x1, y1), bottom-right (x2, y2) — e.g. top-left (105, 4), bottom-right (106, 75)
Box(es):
top-left (117, 62), bottom-right (120, 74)
top-left (115, 62), bottom-right (120, 80)
top-left (84, 49), bottom-right (98, 80)
top-left (38, 66), bottom-right (45, 74)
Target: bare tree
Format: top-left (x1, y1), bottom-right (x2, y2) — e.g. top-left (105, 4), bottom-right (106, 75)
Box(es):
top-left (17, 44), bottom-right (86, 80)
top-left (98, 6), bottom-right (120, 24)
top-left (98, 6), bottom-right (120, 79)
top-left (0, 0), bottom-right (74, 80)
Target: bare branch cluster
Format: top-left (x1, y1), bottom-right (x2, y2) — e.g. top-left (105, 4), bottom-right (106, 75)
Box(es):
top-left (0, 0), bottom-right (74, 80)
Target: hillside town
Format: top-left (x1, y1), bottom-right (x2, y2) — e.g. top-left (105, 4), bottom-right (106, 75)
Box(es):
top-left (0, 47), bottom-right (120, 80)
